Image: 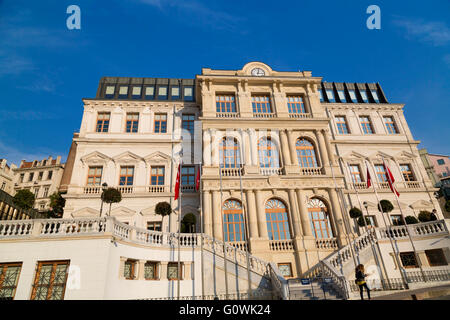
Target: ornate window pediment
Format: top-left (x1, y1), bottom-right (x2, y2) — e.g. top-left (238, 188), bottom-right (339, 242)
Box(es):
top-left (144, 151), bottom-right (171, 165)
top-left (113, 151), bottom-right (143, 164)
top-left (80, 151), bottom-right (112, 165)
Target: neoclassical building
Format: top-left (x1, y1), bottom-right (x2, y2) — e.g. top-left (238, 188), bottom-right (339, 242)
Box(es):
top-left (61, 62), bottom-right (444, 279)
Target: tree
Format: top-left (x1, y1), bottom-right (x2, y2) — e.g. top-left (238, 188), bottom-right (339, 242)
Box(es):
top-left (155, 201), bottom-right (172, 231)
top-left (101, 188), bottom-right (122, 216)
top-left (13, 189), bottom-right (35, 210)
top-left (405, 216), bottom-right (418, 224)
top-left (378, 200), bottom-right (394, 213)
top-left (181, 213), bottom-right (197, 233)
top-left (349, 207), bottom-right (362, 219)
top-left (49, 192), bottom-right (66, 217)
top-left (418, 210), bottom-right (436, 222)
top-left (445, 200), bottom-right (450, 213)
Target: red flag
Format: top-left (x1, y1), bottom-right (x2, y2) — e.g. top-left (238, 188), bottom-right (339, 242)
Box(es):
top-left (383, 161), bottom-right (400, 197)
top-left (174, 164), bottom-right (181, 200)
top-left (366, 167), bottom-right (372, 188)
top-left (195, 166), bottom-right (200, 191)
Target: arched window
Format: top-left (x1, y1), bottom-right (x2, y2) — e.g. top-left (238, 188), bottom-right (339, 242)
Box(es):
top-left (223, 199), bottom-right (245, 242)
top-left (219, 137), bottom-right (241, 168)
top-left (307, 198), bottom-right (333, 239)
top-left (296, 138), bottom-right (318, 168)
top-left (258, 137), bottom-right (280, 168)
top-left (265, 199), bottom-right (291, 240)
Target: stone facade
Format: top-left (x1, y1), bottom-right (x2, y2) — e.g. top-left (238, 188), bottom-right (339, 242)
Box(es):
top-left (0, 159), bottom-right (16, 195)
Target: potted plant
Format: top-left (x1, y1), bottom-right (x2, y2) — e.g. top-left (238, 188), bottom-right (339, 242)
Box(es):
top-left (418, 210), bottom-right (432, 222)
top-left (357, 216), bottom-right (372, 227)
top-left (155, 201), bottom-right (172, 231)
top-left (378, 199), bottom-right (394, 214)
top-left (181, 213), bottom-right (197, 233)
top-left (405, 216), bottom-right (418, 224)
top-left (101, 187), bottom-right (122, 216)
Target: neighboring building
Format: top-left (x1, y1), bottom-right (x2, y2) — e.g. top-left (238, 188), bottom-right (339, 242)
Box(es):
top-left (13, 156), bottom-right (65, 212)
top-left (0, 159), bottom-right (16, 195)
top-left (427, 153), bottom-right (450, 179)
top-left (419, 148), bottom-right (440, 186)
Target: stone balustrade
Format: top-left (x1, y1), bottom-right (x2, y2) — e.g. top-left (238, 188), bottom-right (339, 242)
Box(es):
top-left (300, 167), bottom-right (323, 176)
top-left (259, 167), bottom-right (283, 176)
top-left (315, 238), bottom-right (338, 250)
top-left (288, 113), bottom-right (312, 119)
top-left (353, 182), bottom-right (367, 190)
top-left (216, 112), bottom-right (239, 118)
top-left (269, 239), bottom-right (294, 251)
top-left (147, 185), bottom-right (167, 193)
top-left (221, 167), bottom-right (243, 177)
top-left (83, 186), bottom-right (101, 194)
top-left (377, 220), bottom-right (448, 240)
top-left (253, 113), bottom-right (276, 119)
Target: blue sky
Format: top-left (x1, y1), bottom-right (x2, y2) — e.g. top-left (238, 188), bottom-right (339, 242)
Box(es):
top-left (0, 0), bottom-right (449, 165)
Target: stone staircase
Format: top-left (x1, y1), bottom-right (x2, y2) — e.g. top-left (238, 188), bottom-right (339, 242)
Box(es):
top-left (288, 279), bottom-right (344, 300)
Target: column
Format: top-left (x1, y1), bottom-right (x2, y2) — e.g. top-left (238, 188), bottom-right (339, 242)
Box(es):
top-left (322, 129), bottom-right (335, 164)
top-left (328, 188), bottom-right (345, 240)
top-left (203, 130), bottom-right (211, 166)
top-left (137, 260), bottom-right (146, 280)
top-left (212, 190), bottom-right (222, 240)
top-left (203, 191), bottom-right (212, 235)
top-left (286, 130), bottom-right (298, 166)
top-left (288, 189), bottom-right (302, 237)
top-left (242, 129), bottom-right (251, 167)
top-left (279, 130), bottom-right (292, 166)
top-left (255, 190), bottom-right (268, 238)
top-left (295, 189), bottom-right (313, 237)
top-left (245, 189), bottom-right (259, 238)
top-left (248, 129), bottom-right (258, 166)
top-left (210, 129), bottom-right (219, 166)
top-left (315, 130), bottom-right (329, 167)
top-left (160, 262), bottom-right (168, 280)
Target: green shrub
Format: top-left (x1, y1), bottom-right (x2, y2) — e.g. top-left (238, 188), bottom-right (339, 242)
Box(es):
top-left (13, 189), bottom-right (35, 210)
top-left (378, 200), bottom-right (394, 213)
top-left (349, 207), bottom-right (362, 219)
top-left (418, 211), bottom-right (432, 222)
top-left (357, 216), bottom-right (372, 227)
top-left (405, 216), bottom-right (418, 224)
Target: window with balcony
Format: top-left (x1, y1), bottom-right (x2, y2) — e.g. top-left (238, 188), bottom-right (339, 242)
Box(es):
top-left (118, 86), bottom-right (129, 99)
top-left (349, 164), bottom-right (363, 183)
top-left (0, 262), bottom-right (22, 300)
top-left (258, 137), bottom-right (280, 169)
top-left (126, 113), bottom-right (139, 133)
top-left (96, 112), bottom-right (110, 133)
top-left (182, 114), bottom-right (195, 136)
top-left (307, 198), bottom-right (333, 239)
top-left (216, 94), bottom-right (237, 113)
top-left (400, 164), bottom-right (415, 181)
top-left (144, 262), bottom-right (158, 280)
top-left (154, 114), bottom-right (167, 133)
top-left (124, 259), bottom-right (137, 280)
top-left (375, 164), bottom-right (388, 182)
top-left (335, 116), bottom-right (350, 134)
top-left (390, 215), bottom-right (403, 225)
top-left (359, 116), bottom-right (374, 134)
top-left (287, 96), bottom-right (306, 114)
top-left (30, 260), bottom-right (70, 300)
top-left (383, 116), bottom-right (399, 134)
top-left (296, 138), bottom-right (318, 168)
top-left (150, 167), bottom-right (165, 185)
top-left (87, 167), bottom-right (103, 186)
top-left (265, 199), bottom-right (291, 240)
top-left (119, 166), bottom-right (134, 186)
top-left (252, 95), bottom-right (272, 114)
top-left (181, 166), bottom-right (195, 187)
top-left (220, 137), bottom-right (241, 168)
top-left (223, 199), bottom-right (245, 242)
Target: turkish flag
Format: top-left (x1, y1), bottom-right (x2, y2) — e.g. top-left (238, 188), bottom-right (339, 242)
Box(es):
top-left (174, 164), bottom-right (181, 200)
top-left (383, 161), bottom-right (400, 197)
top-left (195, 166), bottom-right (200, 191)
top-left (366, 167), bottom-right (372, 188)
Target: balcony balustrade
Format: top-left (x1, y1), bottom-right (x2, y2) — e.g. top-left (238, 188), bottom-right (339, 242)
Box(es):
top-left (216, 112), bottom-right (239, 118)
top-left (288, 113), bottom-right (312, 119)
top-left (253, 113), bottom-right (276, 119)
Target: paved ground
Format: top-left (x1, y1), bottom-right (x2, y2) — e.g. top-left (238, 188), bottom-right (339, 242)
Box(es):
top-left (371, 284), bottom-right (450, 300)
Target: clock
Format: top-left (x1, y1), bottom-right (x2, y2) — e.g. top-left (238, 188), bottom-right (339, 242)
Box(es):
top-left (251, 68), bottom-right (265, 76)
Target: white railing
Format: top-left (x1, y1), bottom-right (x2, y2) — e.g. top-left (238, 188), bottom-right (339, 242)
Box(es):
top-left (221, 167), bottom-right (243, 177)
top-left (181, 185), bottom-right (196, 193)
top-left (315, 238), bottom-right (338, 249)
top-left (269, 239), bottom-right (294, 251)
top-left (216, 112), bottom-right (239, 118)
top-left (228, 241), bottom-right (248, 251)
top-left (83, 186), bottom-right (101, 194)
top-left (378, 182), bottom-right (390, 189)
top-left (118, 186), bottom-right (134, 194)
top-left (259, 167), bottom-right (283, 176)
top-left (404, 181), bottom-right (421, 189)
top-left (268, 262), bottom-right (290, 300)
top-left (289, 113), bottom-right (312, 119)
top-left (354, 182), bottom-right (367, 190)
top-left (148, 185), bottom-right (166, 193)
top-left (253, 112), bottom-right (276, 118)
top-left (378, 220), bottom-right (448, 240)
top-left (300, 167), bottom-right (323, 176)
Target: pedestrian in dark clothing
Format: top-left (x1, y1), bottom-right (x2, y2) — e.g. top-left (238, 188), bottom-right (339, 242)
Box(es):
top-left (355, 264), bottom-right (371, 300)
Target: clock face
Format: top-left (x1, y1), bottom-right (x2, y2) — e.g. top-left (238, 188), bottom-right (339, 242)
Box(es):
top-left (251, 68), bottom-right (265, 76)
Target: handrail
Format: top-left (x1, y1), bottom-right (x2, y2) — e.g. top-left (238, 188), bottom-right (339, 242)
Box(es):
top-left (268, 262), bottom-right (290, 300)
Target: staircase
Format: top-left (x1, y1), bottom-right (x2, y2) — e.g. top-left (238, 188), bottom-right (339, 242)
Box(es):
top-left (288, 279), bottom-right (344, 300)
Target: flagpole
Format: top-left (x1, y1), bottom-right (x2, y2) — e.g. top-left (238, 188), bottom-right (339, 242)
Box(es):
top-left (219, 162), bottom-right (229, 299)
top-left (366, 160), bottom-right (409, 289)
top-left (199, 162), bottom-right (205, 300)
top-left (383, 158), bottom-right (427, 282)
top-left (342, 160), bottom-right (389, 289)
top-left (177, 158), bottom-right (182, 300)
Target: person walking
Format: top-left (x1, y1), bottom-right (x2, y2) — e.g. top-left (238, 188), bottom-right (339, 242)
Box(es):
top-left (355, 264), bottom-right (371, 300)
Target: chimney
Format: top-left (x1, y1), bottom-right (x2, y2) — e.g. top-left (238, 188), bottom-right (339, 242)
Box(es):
top-left (56, 156), bottom-right (61, 164)
top-left (20, 160), bottom-right (25, 168)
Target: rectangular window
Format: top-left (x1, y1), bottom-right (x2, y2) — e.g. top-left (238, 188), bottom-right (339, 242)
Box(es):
top-left (400, 164), bottom-right (415, 181)
top-left (167, 263), bottom-right (180, 280)
top-left (0, 262), bottom-right (22, 300)
top-left (158, 86), bottom-right (168, 100)
top-left (126, 113), bottom-right (139, 133)
top-left (124, 259), bottom-right (137, 280)
top-left (437, 159), bottom-right (445, 165)
top-left (252, 95), bottom-right (272, 113)
top-left (326, 89), bottom-right (335, 103)
top-left (87, 166), bottom-right (103, 186)
top-left (335, 116), bottom-right (350, 134)
top-left (348, 90), bottom-right (357, 102)
top-left (360, 90), bottom-right (368, 103)
top-left (38, 172), bottom-right (43, 180)
top-left (43, 186), bottom-right (50, 198)
top-left (119, 166), bottom-right (134, 186)
top-left (319, 90), bottom-right (324, 102)
top-left (31, 260), bottom-right (70, 300)
top-left (1, 182), bottom-right (5, 191)
top-left (349, 164), bottom-right (362, 183)
top-left (425, 249), bottom-right (448, 267)
top-left (144, 86), bottom-right (155, 100)
top-left (375, 164), bottom-right (388, 182)
top-left (150, 166), bottom-right (165, 185)
top-left (337, 90), bottom-right (346, 102)
top-left (390, 215), bottom-right (403, 226)
top-left (171, 86), bottom-right (180, 99)
top-left (371, 90), bottom-right (379, 103)
top-left (216, 94), bottom-right (237, 113)
top-left (400, 252), bottom-right (418, 269)
top-left (182, 166), bottom-right (195, 186)
top-left (154, 114), bottom-right (167, 133)
top-left (182, 114), bottom-right (195, 136)
top-left (105, 85), bottom-right (115, 99)
top-left (383, 116), bottom-right (399, 134)
top-left (19, 173), bottom-right (24, 183)
top-left (34, 187), bottom-right (40, 198)
top-left (118, 86), bottom-right (128, 99)
top-left (278, 263), bottom-right (293, 278)
top-left (366, 216), bottom-right (377, 228)
top-left (144, 262), bottom-right (158, 280)
top-left (96, 112), bottom-right (110, 133)
top-left (28, 172), bottom-right (34, 182)
top-left (359, 116), bottom-right (374, 134)
top-left (47, 171), bottom-right (53, 180)
top-left (147, 222), bottom-right (162, 231)
top-left (287, 96), bottom-right (306, 114)
top-left (131, 86), bottom-right (142, 99)
top-left (184, 86), bottom-right (194, 101)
